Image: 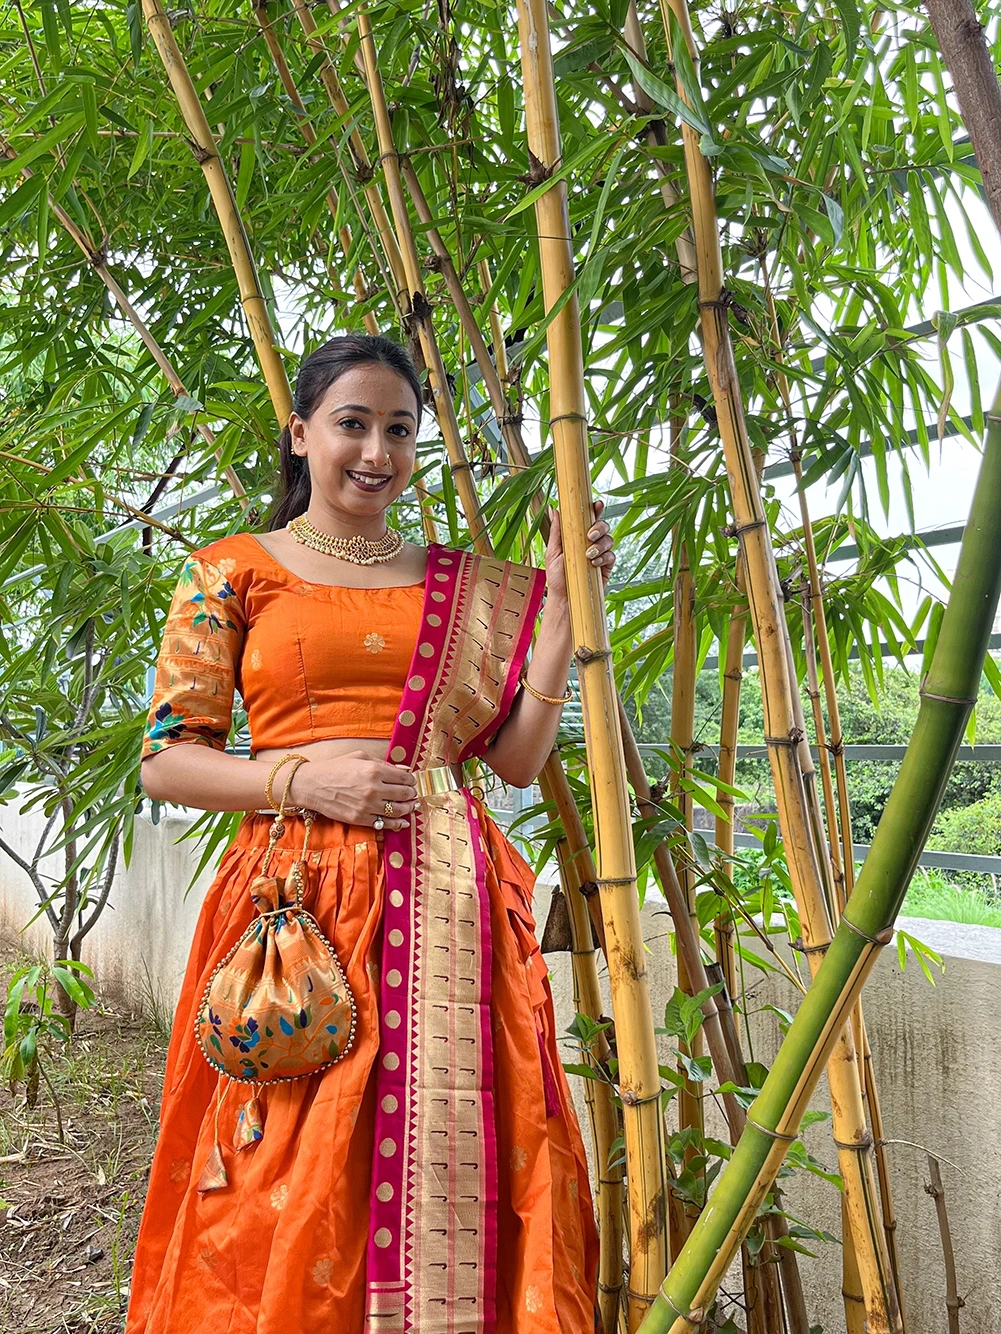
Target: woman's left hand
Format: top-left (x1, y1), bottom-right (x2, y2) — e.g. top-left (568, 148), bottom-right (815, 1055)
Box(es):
top-left (544, 498), bottom-right (616, 605)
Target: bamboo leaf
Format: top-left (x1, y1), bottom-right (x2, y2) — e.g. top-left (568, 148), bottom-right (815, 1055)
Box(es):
top-left (127, 118), bottom-right (153, 180)
top-left (621, 51), bottom-right (712, 139)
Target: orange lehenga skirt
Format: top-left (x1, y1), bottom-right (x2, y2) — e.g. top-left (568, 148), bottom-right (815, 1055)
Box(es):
top-left (126, 806), bottom-right (598, 1334)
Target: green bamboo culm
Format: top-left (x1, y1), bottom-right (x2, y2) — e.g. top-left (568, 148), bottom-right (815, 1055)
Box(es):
top-left (637, 379), bottom-right (1001, 1334)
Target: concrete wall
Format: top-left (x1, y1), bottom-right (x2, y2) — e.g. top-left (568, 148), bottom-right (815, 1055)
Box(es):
top-left (2, 802), bottom-right (998, 1332)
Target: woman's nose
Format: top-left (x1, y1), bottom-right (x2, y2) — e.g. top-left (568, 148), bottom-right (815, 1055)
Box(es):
top-left (359, 430), bottom-right (390, 466)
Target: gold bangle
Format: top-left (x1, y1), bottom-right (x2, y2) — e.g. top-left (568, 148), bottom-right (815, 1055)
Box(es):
top-left (265, 753), bottom-right (311, 813)
top-left (519, 670), bottom-right (573, 706)
top-left (279, 756), bottom-right (310, 815)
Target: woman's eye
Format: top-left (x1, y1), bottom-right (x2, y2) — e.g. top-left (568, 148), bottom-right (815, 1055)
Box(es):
top-left (339, 417), bottom-right (363, 429)
top-left (389, 424), bottom-right (411, 438)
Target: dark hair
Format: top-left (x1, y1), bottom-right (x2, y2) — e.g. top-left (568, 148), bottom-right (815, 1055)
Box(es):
top-left (266, 334), bottom-right (424, 530)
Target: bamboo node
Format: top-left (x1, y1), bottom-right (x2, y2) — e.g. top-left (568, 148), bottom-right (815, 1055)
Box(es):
top-left (746, 1116), bottom-right (797, 1143)
top-left (404, 290), bottom-right (434, 329)
top-left (188, 139), bottom-right (214, 165)
top-left (840, 917), bottom-right (894, 947)
top-left (574, 645), bottom-right (612, 663)
top-left (790, 936), bottom-right (828, 956)
top-left (578, 879), bottom-right (600, 899)
top-left (548, 411), bottom-right (589, 429)
top-left (763, 729), bottom-right (805, 747)
top-left (732, 518), bottom-right (767, 536)
top-left (918, 688), bottom-right (978, 706)
top-left (596, 876), bottom-right (637, 887)
top-left (620, 1086), bottom-right (665, 1108)
top-left (519, 148), bottom-right (553, 187)
top-left (833, 1131), bottom-right (874, 1151)
top-left (498, 412), bottom-right (524, 427)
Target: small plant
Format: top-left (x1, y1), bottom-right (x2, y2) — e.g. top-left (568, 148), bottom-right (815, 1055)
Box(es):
top-left (1, 957), bottom-right (96, 1142)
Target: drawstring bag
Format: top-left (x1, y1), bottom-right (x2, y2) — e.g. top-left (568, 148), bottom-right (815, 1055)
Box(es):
top-left (194, 808), bottom-right (356, 1191)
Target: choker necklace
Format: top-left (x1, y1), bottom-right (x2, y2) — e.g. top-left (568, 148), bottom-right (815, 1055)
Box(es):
top-left (289, 514), bottom-right (405, 566)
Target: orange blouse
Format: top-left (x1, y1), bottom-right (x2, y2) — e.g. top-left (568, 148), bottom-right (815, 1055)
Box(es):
top-left (141, 532), bottom-right (424, 758)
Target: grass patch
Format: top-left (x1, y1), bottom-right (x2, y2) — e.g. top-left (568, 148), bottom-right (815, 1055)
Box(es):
top-left (901, 869), bottom-right (1001, 928)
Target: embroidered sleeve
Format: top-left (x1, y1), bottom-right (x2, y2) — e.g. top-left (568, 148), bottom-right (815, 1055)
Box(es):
top-left (141, 554), bottom-right (246, 760)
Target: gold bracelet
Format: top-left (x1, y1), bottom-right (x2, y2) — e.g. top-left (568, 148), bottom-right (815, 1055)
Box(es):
top-left (265, 753), bottom-right (311, 813)
top-left (519, 670), bottom-right (573, 706)
top-left (279, 756), bottom-right (310, 815)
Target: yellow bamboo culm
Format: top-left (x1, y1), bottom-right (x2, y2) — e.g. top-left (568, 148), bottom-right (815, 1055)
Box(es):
top-left (142, 0), bottom-right (292, 426)
top-left (289, 0), bottom-right (406, 304)
top-left (653, 2), bottom-right (901, 1330)
top-left (250, 0), bottom-right (379, 336)
top-left (353, 7), bottom-right (487, 552)
top-left (540, 769), bottom-right (626, 1334)
top-left (352, 19), bottom-right (629, 1327)
top-left (515, 0), bottom-right (668, 1324)
top-left (668, 458), bottom-right (702, 1244)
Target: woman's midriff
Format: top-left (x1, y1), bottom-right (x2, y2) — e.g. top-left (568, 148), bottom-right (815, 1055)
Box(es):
top-left (254, 737), bottom-right (392, 766)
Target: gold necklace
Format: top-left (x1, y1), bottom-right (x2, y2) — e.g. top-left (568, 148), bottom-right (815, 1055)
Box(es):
top-left (288, 513), bottom-right (405, 566)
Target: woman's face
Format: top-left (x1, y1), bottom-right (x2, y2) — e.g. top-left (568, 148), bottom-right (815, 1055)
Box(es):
top-left (289, 363), bottom-right (420, 522)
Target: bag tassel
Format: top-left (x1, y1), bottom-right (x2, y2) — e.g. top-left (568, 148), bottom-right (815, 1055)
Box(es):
top-left (234, 1085), bottom-right (265, 1151)
top-left (197, 1077), bottom-right (231, 1193)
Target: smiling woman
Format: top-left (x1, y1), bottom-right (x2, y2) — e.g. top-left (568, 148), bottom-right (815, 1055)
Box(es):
top-left (127, 334), bottom-right (617, 1334)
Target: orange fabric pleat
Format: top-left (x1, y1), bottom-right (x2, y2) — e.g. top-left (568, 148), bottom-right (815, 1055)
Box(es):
top-left (126, 810), bottom-right (598, 1334)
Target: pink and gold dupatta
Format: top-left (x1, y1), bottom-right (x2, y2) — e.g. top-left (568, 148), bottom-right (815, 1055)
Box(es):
top-left (365, 543), bottom-right (545, 1333)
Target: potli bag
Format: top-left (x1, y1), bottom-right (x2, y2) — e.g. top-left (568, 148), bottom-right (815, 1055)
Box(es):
top-left (193, 806), bottom-right (356, 1192)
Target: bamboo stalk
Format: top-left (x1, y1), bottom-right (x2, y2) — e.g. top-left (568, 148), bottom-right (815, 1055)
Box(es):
top-left (289, 0), bottom-right (407, 302)
top-left (651, 4), bottom-right (900, 1326)
top-left (638, 377), bottom-right (1001, 1332)
top-left (713, 581), bottom-right (745, 1002)
top-left (352, 8), bottom-right (488, 551)
top-left (399, 160), bottom-right (529, 471)
top-left (250, 0), bottom-right (378, 335)
top-left (668, 417), bottom-right (703, 1208)
top-left (622, 2), bottom-right (697, 285)
top-left (0, 136), bottom-right (248, 510)
top-left (803, 530), bottom-right (907, 1315)
top-left (479, 259), bottom-right (510, 387)
top-left (515, 0), bottom-right (668, 1321)
top-left (142, 0), bottom-right (292, 426)
top-left (709, 967), bottom-right (805, 1334)
top-left (926, 1156), bottom-right (964, 1334)
top-left (352, 18), bottom-right (633, 1327)
top-left (542, 771), bottom-right (625, 1334)
top-left (618, 709), bottom-right (744, 1137)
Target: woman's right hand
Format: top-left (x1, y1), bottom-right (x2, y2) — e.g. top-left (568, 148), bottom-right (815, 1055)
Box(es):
top-left (289, 750), bottom-right (418, 830)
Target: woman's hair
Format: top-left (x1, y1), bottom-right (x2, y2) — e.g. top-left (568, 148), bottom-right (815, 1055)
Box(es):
top-left (266, 334), bottom-right (424, 530)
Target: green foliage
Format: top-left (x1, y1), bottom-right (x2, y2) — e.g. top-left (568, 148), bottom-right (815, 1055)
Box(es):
top-left (2, 957), bottom-right (95, 1138)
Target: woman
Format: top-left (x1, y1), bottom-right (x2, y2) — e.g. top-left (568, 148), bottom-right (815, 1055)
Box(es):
top-left (128, 334), bottom-right (616, 1334)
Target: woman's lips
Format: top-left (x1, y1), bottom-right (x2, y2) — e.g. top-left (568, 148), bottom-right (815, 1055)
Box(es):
top-left (345, 470), bottom-right (393, 492)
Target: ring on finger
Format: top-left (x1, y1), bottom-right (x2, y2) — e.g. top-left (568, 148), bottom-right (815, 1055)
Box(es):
top-left (384, 801), bottom-right (395, 817)
top-left (374, 815), bottom-right (385, 831)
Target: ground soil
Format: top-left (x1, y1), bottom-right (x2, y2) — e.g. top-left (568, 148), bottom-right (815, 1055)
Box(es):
top-left (0, 941), bottom-right (165, 1334)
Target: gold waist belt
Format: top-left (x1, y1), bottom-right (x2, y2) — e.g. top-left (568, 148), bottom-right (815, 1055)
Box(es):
top-left (413, 762), bottom-right (465, 798)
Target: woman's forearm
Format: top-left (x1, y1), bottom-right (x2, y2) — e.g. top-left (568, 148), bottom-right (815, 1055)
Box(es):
top-left (485, 596), bottom-right (574, 788)
top-left (141, 744), bottom-right (272, 811)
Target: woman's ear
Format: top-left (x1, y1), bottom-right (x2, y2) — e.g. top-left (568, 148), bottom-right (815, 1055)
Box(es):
top-left (289, 412), bottom-right (308, 457)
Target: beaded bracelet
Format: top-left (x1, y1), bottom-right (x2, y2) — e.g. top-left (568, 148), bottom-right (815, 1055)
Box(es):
top-left (519, 670), bottom-right (573, 706)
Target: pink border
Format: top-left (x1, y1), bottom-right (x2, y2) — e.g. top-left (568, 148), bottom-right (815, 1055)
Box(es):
top-left (458, 564), bottom-right (545, 762)
top-left (365, 543), bottom-right (538, 1331)
top-left (466, 790), bottom-right (497, 1334)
